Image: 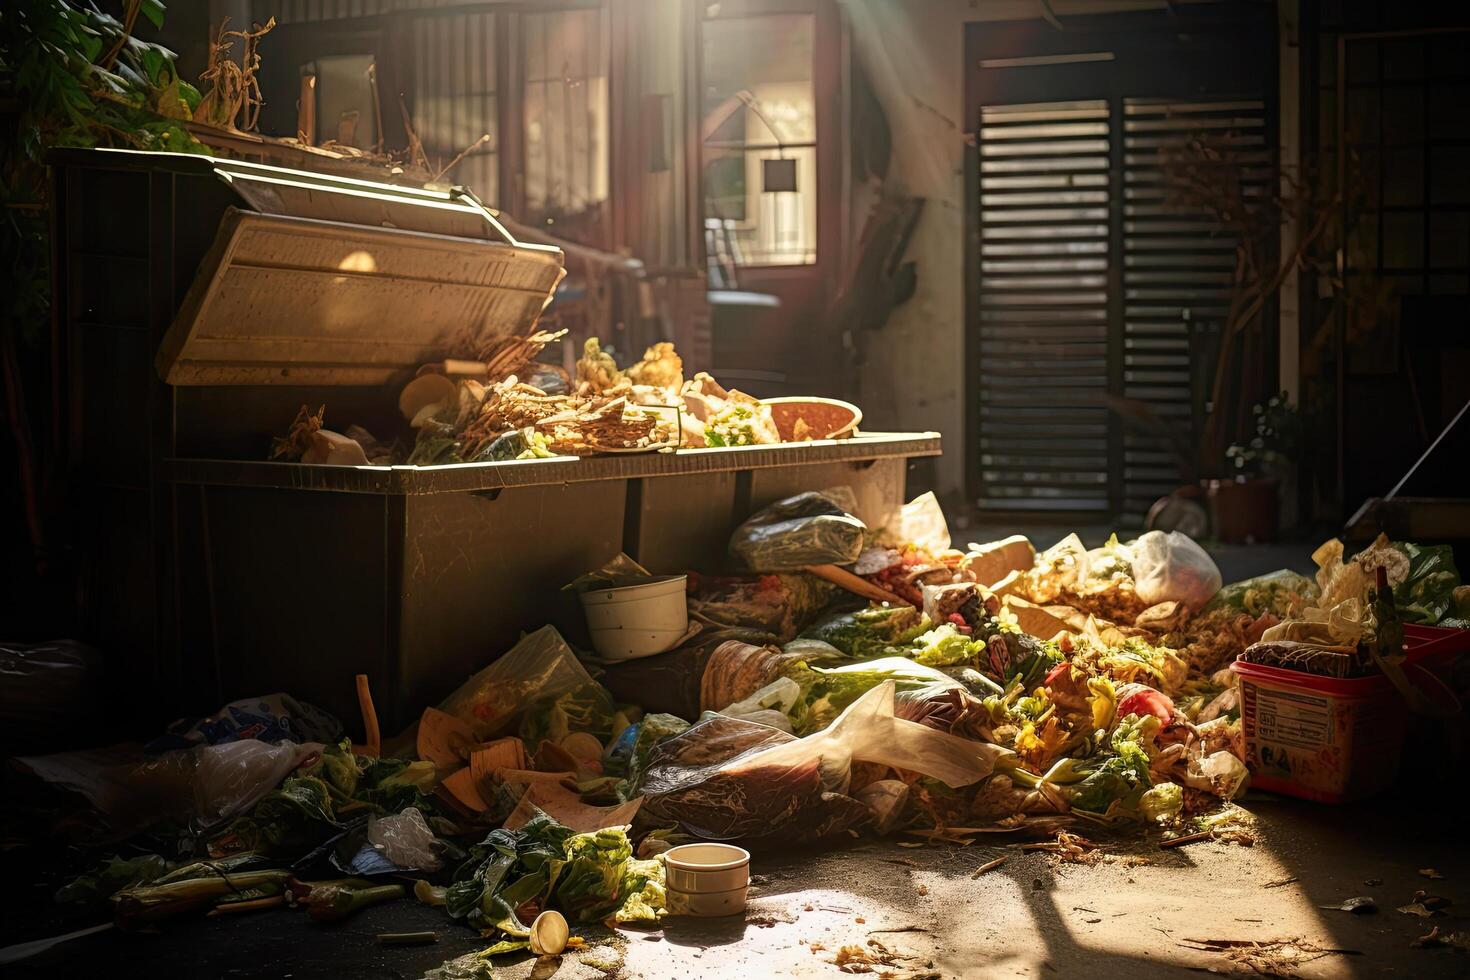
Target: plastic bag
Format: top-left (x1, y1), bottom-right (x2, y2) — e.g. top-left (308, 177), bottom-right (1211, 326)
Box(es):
top-left (439, 626), bottom-right (597, 739)
top-left (599, 627), bottom-right (775, 719)
top-left (367, 806), bottom-right (442, 871)
top-left (639, 681), bottom-right (1008, 843)
top-left (881, 491), bottom-right (952, 553)
top-left (716, 676), bottom-right (803, 733)
top-left (564, 553), bottom-right (657, 594)
top-left (1130, 531), bottom-right (1222, 612)
top-left (687, 571), bottom-right (839, 641)
top-left (147, 694), bottom-right (342, 753)
top-left (1202, 569), bottom-right (1317, 618)
top-left (192, 739), bottom-right (324, 831)
top-left (728, 491), bottom-right (867, 572)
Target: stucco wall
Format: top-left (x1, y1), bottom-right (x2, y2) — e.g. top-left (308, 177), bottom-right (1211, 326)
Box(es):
top-left (839, 0), bottom-right (1233, 508)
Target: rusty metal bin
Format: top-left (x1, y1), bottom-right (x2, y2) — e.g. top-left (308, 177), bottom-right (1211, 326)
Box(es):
top-left (51, 148), bottom-right (940, 732)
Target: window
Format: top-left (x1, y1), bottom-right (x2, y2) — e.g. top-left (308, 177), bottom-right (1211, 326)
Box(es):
top-left (304, 54), bottom-right (379, 149)
top-left (701, 13), bottom-right (817, 266)
top-left (411, 12), bottom-right (498, 203)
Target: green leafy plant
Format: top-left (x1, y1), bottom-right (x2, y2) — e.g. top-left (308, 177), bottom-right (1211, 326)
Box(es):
top-left (1225, 392), bottom-right (1303, 479)
top-left (2, 1), bottom-right (205, 574)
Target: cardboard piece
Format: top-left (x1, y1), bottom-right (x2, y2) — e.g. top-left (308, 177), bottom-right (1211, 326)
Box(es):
top-left (438, 766), bottom-right (491, 813)
top-left (418, 708), bottom-right (477, 770)
top-left (1001, 596), bottom-right (1072, 642)
top-left (962, 535), bottom-right (1036, 587)
top-left (502, 782), bottom-right (642, 833)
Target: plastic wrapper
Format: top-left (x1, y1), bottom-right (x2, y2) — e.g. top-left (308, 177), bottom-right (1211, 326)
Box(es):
top-left (687, 572), bottom-right (839, 641)
top-left (193, 739), bottom-right (324, 831)
top-left (598, 626), bottom-right (775, 718)
top-left (700, 640), bottom-right (806, 715)
top-left (639, 681), bottom-right (1009, 843)
top-left (439, 626), bottom-right (597, 739)
top-left (1202, 569), bottom-right (1317, 619)
top-left (518, 681), bottom-right (618, 744)
top-left (564, 553), bottom-right (658, 594)
top-left (799, 603), bottom-right (929, 659)
top-left (367, 806), bottom-right (442, 871)
top-left (716, 676), bottom-right (803, 733)
top-left (147, 693), bottom-right (342, 753)
top-left (728, 491), bottom-right (867, 572)
top-left (881, 491), bottom-right (952, 553)
top-left (792, 656), bottom-right (965, 733)
top-left (1353, 537), bottom-right (1461, 625)
top-left (1130, 531), bottom-right (1222, 612)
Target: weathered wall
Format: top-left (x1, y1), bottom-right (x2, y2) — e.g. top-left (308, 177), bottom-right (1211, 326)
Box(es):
top-left (838, 0), bottom-right (1247, 509)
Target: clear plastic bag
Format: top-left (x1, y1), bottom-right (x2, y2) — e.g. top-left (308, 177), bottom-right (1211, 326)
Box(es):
top-left (1130, 531), bottom-right (1222, 612)
top-left (439, 626), bottom-right (597, 739)
top-left (193, 739), bottom-right (323, 831)
top-left (728, 491), bottom-right (867, 572)
top-left (367, 805), bottom-right (442, 871)
top-left (639, 681), bottom-right (1009, 843)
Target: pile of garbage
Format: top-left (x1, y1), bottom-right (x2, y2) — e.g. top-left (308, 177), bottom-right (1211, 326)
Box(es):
top-left (7, 491), bottom-right (1468, 973)
top-left (268, 334), bottom-right (862, 466)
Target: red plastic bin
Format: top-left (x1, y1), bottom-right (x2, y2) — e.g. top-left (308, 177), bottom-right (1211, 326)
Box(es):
top-left (1232, 625), bottom-right (1468, 803)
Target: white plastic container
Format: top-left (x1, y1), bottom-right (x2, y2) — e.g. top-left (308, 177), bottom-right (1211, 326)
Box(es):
top-left (665, 883), bottom-right (748, 917)
top-left (580, 575), bottom-right (689, 661)
top-left (663, 843), bottom-right (751, 894)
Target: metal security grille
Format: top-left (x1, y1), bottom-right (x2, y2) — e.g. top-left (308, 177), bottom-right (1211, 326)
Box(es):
top-left (976, 100), bottom-right (1113, 513)
top-left (1120, 97), bottom-right (1268, 522)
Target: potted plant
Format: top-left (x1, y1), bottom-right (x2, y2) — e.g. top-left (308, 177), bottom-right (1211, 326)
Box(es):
top-left (1210, 393), bottom-right (1301, 543)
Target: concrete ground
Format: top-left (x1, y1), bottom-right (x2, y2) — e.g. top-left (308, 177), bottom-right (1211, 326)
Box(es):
top-left (7, 790), bottom-right (1467, 980)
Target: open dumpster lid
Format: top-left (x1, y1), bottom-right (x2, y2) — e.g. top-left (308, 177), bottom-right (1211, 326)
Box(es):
top-left (134, 150), bottom-right (565, 386)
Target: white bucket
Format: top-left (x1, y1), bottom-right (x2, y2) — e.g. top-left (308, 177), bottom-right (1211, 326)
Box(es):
top-left (663, 843), bottom-right (751, 894)
top-left (580, 575), bottom-right (689, 661)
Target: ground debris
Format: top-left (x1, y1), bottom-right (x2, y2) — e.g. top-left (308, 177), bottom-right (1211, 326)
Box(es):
top-left (1397, 890), bottom-right (1451, 918)
top-left (971, 856), bottom-right (1008, 878)
top-left (1262, 877), bottom-right (1298, 889)
top-left (1319, 896), bottom-right (1376, 914)
top-left (1412, 926), bottom-right (1470, 951)
top-left (1018, 831), bottom-right (1105, 865)
top-left (1177, 936), bottom-right (1361, 977)
top-left (1419, 868), bottom-right (1446, 879)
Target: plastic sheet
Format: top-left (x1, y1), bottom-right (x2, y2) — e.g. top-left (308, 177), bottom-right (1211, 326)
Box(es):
top-left (367, 806), bottom-right (442, 871)
top-left (640, 681), bottom-right (1009, 843)
top-left (686, 572), bottom-right (838, 641)
top-left (1131, 531), bottom-right (1222, 612)
top-left (728, 491), bottom-right (867, 572)
top-left (193, 739), bottom-right (324, 831)
top-left (439, 626), bottom-right (597, 739)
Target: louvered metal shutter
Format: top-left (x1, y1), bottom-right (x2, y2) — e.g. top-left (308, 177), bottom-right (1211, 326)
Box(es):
top-left (1120, 97), bottom-right (1268, 523)
top-left (975, 96), bottom-right (1266, 519)
top-left (976, 100), bottom-right (1113, 513)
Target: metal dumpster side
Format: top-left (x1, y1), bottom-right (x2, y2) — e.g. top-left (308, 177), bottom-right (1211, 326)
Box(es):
top-left (163, 432), bottom-right (939, 730)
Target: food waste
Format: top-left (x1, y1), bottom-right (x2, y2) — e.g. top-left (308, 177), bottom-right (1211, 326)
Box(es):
top-left (19, 494), bottom-right (1467, 977)
top-left (267, 331), bottom-right (860, 466)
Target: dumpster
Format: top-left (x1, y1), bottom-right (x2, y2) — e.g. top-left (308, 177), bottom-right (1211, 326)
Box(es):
top-left (51, 148), bottom-right (941, 731)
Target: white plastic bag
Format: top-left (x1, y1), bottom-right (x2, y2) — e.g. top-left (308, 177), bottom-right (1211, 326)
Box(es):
top-left (717, 676), bottom-right (802, 733)
top-left (1130, 531), bottom-right (1222, 612)
top-left (438, 626), bottom-right (596, 739)
top-left (193, 739), bottom-right (323, 830)
top-left (725, 680), bottom-right (1008, 791)
top-left (883, 491), bottom-right (952, 553)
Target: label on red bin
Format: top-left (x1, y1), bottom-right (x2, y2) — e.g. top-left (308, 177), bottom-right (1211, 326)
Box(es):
top-left (1240, 678), bottom-right (1404, 802)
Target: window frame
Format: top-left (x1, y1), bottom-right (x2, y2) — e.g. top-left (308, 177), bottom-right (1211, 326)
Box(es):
top-left (696, 0), bottom-right (842, 280)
